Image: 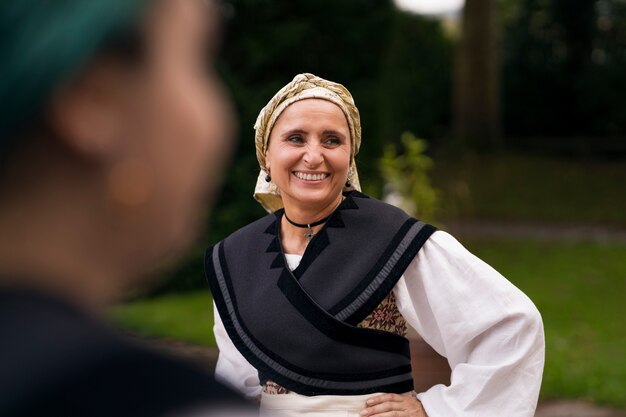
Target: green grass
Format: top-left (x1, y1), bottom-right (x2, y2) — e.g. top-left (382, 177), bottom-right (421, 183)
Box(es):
top-left (109, 239), bottom-right (626, 408)
top-left (432, 152), bottom-right (626, 227)
top-left (109, 291), bottom-right (216, 346)
top-left (466, 239), bottom-right (626, 408)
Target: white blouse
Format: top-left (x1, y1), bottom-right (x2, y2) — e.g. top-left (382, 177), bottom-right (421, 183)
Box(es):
top-left (212, 230), bottom-right (545, 417)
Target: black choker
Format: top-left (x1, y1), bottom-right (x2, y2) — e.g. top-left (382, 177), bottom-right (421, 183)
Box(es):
top-left (283, 212), bottom-right (331, 240)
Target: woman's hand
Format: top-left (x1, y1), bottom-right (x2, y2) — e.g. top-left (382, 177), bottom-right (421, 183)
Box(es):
top-left (360, 393), bottom-right (427, 417)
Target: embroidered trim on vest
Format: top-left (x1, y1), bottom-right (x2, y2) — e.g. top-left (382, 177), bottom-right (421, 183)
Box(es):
top-left (357, 291), bottom-right (408, 337)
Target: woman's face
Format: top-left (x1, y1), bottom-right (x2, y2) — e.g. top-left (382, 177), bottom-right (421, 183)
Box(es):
top-left (265, 99), bottom-right (351, 210)
top-left (110, 0), bottom-right (234, 263)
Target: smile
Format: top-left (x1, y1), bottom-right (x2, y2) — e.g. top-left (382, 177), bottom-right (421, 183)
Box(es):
top-left (293, 171), bottom-right (330, 181)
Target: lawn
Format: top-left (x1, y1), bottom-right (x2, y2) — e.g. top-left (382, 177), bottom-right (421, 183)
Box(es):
top-left (465, 239), bottom-right (626, 408)
top-left (109, 238), bottom-right (626, 407)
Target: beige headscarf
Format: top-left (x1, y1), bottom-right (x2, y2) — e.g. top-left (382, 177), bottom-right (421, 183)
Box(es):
top-left (253, 73), bottom-right (362, 213)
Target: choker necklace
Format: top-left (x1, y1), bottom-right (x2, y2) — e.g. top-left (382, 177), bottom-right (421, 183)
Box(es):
top-left (283, 212), bottom-right (332, 240)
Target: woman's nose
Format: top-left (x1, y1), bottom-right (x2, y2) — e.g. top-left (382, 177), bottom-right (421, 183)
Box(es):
top-left (303, 145), bottom-right (323, 167)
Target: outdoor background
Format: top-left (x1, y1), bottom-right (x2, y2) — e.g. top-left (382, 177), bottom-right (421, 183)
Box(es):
top-left (110, 0), bottom-right (626, 411)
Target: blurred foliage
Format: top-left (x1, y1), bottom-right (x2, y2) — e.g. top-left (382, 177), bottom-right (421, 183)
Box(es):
top-left (501, 0), bottom-right (626, 139)
top-left (380, 132), bottom-right (440, 223)
top-left (151, 0), bottom-right (453, 294)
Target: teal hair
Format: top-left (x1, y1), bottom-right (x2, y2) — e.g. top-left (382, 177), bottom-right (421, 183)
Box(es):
top-left (0, 0), bottom-right (147, 152)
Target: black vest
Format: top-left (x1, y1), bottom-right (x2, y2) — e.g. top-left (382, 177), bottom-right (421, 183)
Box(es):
top-left (205, 192), bottom-right (436, 396)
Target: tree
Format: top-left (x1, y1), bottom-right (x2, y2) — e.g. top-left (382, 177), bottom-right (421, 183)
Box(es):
top-left (454, 0), bottom-right (501, 149)
top-left (501, 0), bottom-right (626, 141)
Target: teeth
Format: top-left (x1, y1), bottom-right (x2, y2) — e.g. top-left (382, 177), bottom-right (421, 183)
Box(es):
top-left (295, 172), bottom-right (328, 181)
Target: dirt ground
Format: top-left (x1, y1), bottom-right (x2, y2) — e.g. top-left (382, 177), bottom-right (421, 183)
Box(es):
top-left (535, 400), bottom-right (626, 417)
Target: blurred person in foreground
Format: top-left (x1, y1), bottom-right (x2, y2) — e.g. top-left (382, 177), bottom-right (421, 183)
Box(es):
top-left (0, 0), bottom-right (250, 416)
top-left (206, 74), bottom-right (545, 417)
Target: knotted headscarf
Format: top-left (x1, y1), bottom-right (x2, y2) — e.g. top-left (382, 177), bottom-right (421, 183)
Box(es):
top-left (253, 73), bottom-right (362, 212)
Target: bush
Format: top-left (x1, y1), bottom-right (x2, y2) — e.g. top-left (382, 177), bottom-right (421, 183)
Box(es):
top-left (379, 132), bottom-right (440, 223)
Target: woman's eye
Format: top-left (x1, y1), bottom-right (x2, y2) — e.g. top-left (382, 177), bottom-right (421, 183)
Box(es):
top-left (287, 136), bottom-right (304, 143)
top-left (325, 137), bottom-right (341, 145)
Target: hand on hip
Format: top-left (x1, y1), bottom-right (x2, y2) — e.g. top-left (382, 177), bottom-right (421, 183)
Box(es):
top-left (360, 393), bottom-right (427, 417)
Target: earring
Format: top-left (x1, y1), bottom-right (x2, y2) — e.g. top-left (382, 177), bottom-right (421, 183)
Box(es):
top-left (345, 178), bottom-right (352, 188)
top-left (265, 174), bottom-right (271, 182)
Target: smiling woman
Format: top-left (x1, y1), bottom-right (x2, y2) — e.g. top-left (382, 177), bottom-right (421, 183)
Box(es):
top-left (264, 99), bottom-right (351, 251)
top-left (253, 74), bottom-right (362, 214)
top-left (205, 73), bottom-right (545, 417)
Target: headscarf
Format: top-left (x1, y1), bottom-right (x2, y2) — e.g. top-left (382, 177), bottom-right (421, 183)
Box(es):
top-left (0, 0), bottom-right (145, 153)
top-left (253, 73), bottom-right (362, 212)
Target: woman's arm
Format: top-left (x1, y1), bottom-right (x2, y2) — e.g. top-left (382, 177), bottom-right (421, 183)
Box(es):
top-left (394, 231), bottom-right (545, 417)
top-left (213, 303), bottom-right (262, 400)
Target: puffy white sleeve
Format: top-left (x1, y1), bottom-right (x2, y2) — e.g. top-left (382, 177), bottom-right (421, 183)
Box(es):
top-left (394, 231), bottom-right (545, 417)
top-left (213, 303), bottom-right (262, 399)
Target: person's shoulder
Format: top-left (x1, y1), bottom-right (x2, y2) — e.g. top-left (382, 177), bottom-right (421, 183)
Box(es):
top-left (0, 288), bottom-right (247, 416)
top-left (78, 340), bottom-right (247, 413)
top-left (24, 341), bottom-right (247, 417)
top-left (423, 230), bottom-right (470, 255)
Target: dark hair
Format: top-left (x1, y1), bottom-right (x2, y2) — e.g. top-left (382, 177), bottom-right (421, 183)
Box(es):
top-left (99, 24), bottom-right (147, 64)
top-left (0, 1), bottom-right (149, 159)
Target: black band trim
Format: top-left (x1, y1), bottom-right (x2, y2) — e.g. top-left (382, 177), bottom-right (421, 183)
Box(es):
top-left (206, 243), bottom-right (415, 395)
top-left (292, 192), bottom-right (356, 279)
top-left (207, 244), bottom-right (409, 380)
top-left (327, 219), bottom-right (417, 316)
top-left (277, 269), bottom-right (411, 358)
top-left (333, 222), bottom-right (438, 325)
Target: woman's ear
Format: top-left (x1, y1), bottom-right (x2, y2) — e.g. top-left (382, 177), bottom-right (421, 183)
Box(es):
top-left (46, 58), bottom-right (130, 162)
top-left (264, 153), bottom-right (271, 173)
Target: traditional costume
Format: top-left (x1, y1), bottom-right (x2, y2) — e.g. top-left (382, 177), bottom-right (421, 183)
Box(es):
top-left (206, 74), bottom-right (545, 417)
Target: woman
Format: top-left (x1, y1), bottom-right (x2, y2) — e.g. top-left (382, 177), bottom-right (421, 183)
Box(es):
top-left (0, 1), bottom-right (246, 416)
top-left (206, 73), bottom-right (545, 417)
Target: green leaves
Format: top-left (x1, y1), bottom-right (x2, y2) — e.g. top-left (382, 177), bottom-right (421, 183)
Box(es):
top-left (379, 132), bottom-right (440, 222)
